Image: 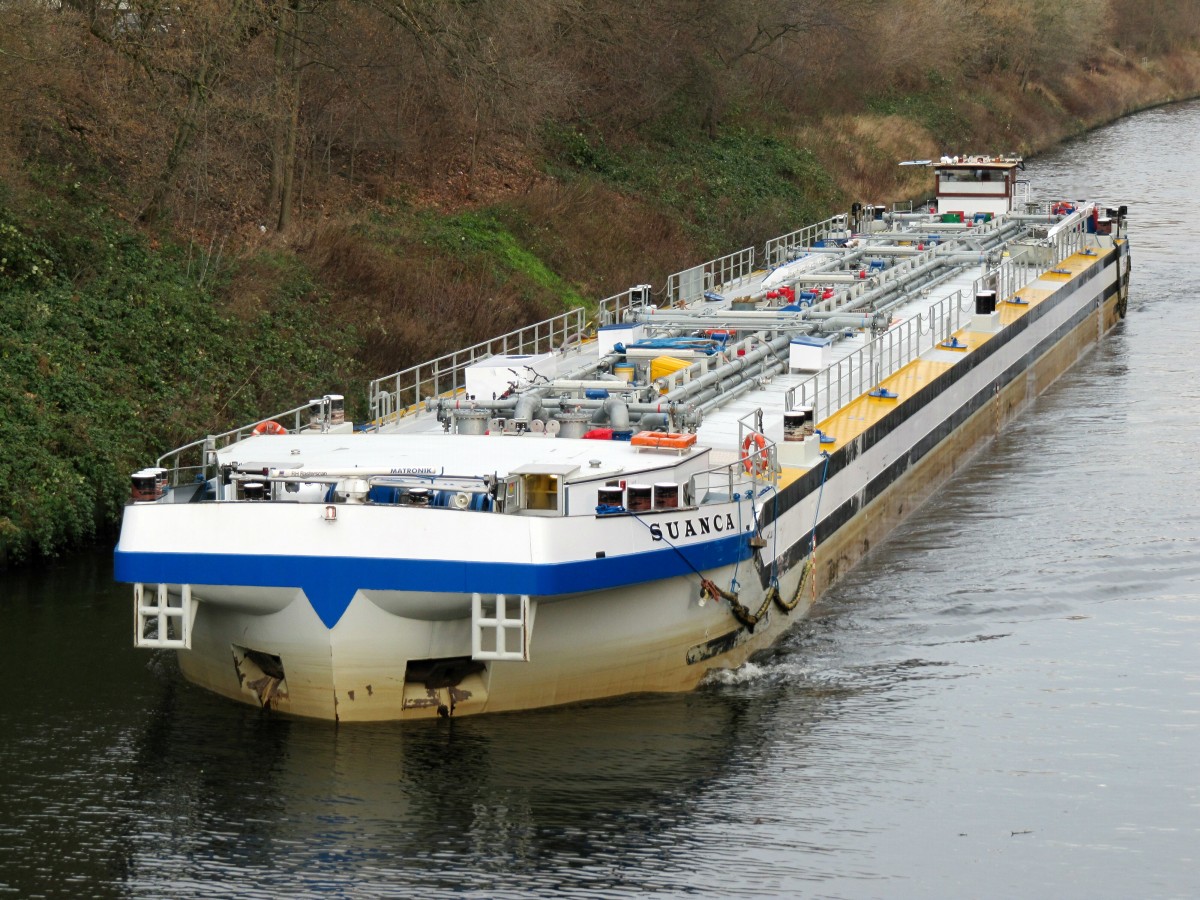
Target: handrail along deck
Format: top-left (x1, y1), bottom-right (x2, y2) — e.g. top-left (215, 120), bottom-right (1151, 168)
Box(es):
top-left (156, 400), bottom-right (331, 489)
top-left (368, 306), bottom-right (588, 424)
top-left (763, 215), bottom-right (850, 267)
top-left (785, 207), bottom-right (1097, 424)
top-left (666, 246), bottom-right (756, 305)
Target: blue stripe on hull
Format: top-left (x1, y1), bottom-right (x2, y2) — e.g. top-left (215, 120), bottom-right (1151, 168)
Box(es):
top-left (114, 534), bottom-right (751, 628)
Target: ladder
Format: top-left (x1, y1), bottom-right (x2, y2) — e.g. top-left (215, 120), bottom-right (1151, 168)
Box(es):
top-left (1013, 179), bottom-right (1030, 212)
top-left (471, 593), bottom-right (535, 661)
top-left (134, 583), bottom-right (197, 649)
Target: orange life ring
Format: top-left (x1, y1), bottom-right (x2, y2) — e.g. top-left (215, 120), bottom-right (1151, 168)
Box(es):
top-left (252, 420), bottom-right (288, 436)
top-left (741, 433), bottom-right (768, 474)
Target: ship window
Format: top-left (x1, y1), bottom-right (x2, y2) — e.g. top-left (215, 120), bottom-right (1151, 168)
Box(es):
top-left (505, 463), bottom-right (578, 515)
top-left (522, 473), bottom-right (559, 511)
top-left (940, 169), bottom-right (1003, 184)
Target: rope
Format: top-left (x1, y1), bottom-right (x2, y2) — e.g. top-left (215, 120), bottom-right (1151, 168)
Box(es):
top-left (805, 452), bottom-right (831, 605)
top-left (765, 483), bottom-right (780, 587)
top-left (703, 532), bottom-right (815, 625)
top-left (624, 500), bottom-right (768, 630)
top-left (710, 446), bottom-right (832, 628)
top-left (700, 578), bottom-right (771, 632)
top-left (1117, 248), bottom-right (1130, 318)
top-left (623, 462), bottom-right (825, 632)
top-left (729, 492), bottom-right (744, 595)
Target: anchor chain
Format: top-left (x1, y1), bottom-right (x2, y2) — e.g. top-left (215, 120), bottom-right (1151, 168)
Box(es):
top-left (701, 555), bottom-right (814, 630)
top-left (700, 578), bottom-right (771, 632)
top-left (772, 557), bottom-right (813, 614)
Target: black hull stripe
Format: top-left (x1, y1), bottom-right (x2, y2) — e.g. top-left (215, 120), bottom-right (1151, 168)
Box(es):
top-left (758, 244), bottom-right (1124, 583)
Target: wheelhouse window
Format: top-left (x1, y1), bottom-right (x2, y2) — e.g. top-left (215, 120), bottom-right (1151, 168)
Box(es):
top-left (503, 463), bottom-right (580, 516)
top-left (939, 169), bottom-right (1005, 184)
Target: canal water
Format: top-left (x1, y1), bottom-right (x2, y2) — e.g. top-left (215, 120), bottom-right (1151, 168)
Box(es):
top-left (3, 103), bottom-right (1199, 899)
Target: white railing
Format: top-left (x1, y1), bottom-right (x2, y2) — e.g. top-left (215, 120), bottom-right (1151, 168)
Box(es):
top-left (666, 246), bottom-right (756, 304)
top-left (156, 398), bottom-right (333, 488)
top-left (975, 207), bottom-right (1090, 302)
top-left (785, 289), bottom-right (970, 420)
top-left (783, 208), bottom-right (1094, 425)
top-left (596, 286), bottom-right (652, 326)
top-left (1013, 180), bottom-right (1030, 209)
top-left (978, 248), bottom-right (1038, 303)
top-left (736, 408), bottom-right (779, 490)
top-left (763, 215), bottom-right (848, 267)
top-left (1050, 208), bottom-right (1090, 261)
top-left (687, 455), bottom-right (768, 506)
top-left (368, 307), bottom-right (588, 423)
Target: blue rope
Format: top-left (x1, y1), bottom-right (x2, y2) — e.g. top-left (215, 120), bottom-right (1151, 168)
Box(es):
top-left (766, 483), bottom-right (780, 589)
top-left (811, 453), bottom-right (830, 555)
top-left (730, 495), bottom-right (744, 593)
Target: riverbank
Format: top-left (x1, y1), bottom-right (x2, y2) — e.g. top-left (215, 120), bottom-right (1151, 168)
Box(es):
top-left (2, 38), bottom-right (1199, 566)
top-left (797, 48), bottom-right (1200, 210)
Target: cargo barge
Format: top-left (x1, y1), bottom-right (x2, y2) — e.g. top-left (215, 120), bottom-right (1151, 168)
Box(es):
top-left (115, 156), bottom-right (1131, 720)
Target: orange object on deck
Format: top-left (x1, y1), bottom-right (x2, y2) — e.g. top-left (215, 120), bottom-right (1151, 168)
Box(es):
top-left (630, 431), bottom-right (697, 450)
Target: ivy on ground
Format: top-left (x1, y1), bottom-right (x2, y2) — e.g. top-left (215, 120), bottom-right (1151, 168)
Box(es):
top-left (0, 197), bottom-right (357, 564)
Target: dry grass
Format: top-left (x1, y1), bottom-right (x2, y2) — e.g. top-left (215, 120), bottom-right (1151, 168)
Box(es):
top-left (284, 181), bottom-right (703, 378)
top-left (797, 50), bottom-right (1200, 211)
top-left (504, 180), bottom-right (697, 301)
top-left (297, 219), bottom-right (558, 377)
top-left (797, 115), bottom-right (939, 204)
top-left (1052, 48), bottom-right (1200, 126)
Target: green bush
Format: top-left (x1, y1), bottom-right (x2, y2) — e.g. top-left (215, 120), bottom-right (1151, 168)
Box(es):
top-left (0, 195), bottom-right (356, 564)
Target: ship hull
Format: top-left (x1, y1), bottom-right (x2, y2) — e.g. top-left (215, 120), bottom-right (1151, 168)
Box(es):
top-left (172, 562), bottom-right (807, 721)
top-left (797, 281), bottom-right (1125, 595)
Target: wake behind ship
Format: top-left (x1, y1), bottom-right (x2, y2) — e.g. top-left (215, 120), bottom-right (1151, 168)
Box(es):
top-left (115, 157), bottom-right (1131, 721)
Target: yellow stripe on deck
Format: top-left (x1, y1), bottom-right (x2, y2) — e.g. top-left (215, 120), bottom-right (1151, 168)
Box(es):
top-left (999, 287), bottom-right (1053, 323)
top-left (814, 357), bottom-right (954, 454)
top-left (777, 244), bottom-right (1118, 486)
top-left (960, 247), bottom-right (1107, 337)
top-left (777, 467), bottom-right (808, 490)
top-left (799, 246), bottom-right (1111, 462)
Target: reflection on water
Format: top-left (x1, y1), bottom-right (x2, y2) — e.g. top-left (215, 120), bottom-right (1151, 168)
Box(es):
top-left (120, 692), bottom-right (762, 897)
top-left (4, 102), bottom-right (1200, 898)
top-left (0, 585), bottom-right (857, 899)
top-left (2, 553), bottom-right (937, 898)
